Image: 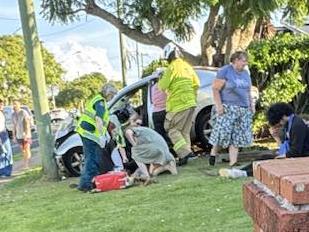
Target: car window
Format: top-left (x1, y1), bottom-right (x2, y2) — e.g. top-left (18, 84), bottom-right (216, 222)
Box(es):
top-left (110, 87), bottom-right (145, 113)
top-left (195, 69), bottom-right (217, 88)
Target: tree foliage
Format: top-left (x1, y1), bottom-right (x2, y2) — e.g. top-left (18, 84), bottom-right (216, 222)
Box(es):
top-left (56, 72), bottom-right (122, 108)
top-left (40, 0), bottom-right (309, 66)
top-left (0, 35), bottom-right (64, 105)
top-left (248, 34), bottom-right (309, 133)
top-left (141, 59), bottom-right (168, 77)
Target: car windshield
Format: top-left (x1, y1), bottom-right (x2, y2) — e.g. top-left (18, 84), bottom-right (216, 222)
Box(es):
top-left (57, 116), bottom-right (74, 131)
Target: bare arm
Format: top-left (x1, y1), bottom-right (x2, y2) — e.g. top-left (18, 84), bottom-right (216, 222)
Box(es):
top-left (212, 79), bottom-right (225, 115)
top-left (12, 116), bottom-right (17, 142)
top-left (24, 117), bottom-right (31, 138)
top-left (125, 129), bottom-right (137, 146)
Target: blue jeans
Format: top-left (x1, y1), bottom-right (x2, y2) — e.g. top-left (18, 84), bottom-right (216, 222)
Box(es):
top-left (79, 137), bottom-right (113, 190)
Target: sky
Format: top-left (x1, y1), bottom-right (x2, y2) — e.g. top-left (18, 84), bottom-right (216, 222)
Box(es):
top-left (0, 1), bottom-right (286, 85)
top-left (0, 0), bottom-right (204, 84)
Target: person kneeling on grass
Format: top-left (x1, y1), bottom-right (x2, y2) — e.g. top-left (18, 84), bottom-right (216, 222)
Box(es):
top-left (220, 102), bottom-right (309, 178)
top-left (124, 114), bottom-right (177, 183)
top-left (267, 102), bottom-right (309, 158)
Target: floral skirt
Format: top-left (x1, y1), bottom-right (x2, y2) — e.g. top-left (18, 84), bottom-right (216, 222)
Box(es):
top-left (209, 104), bottom-right (253, 148)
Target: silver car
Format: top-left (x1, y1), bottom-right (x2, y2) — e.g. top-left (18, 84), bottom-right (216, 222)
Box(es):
top-left (108, 66), bottom-right (218, 149)
top-left (54, 66), bottom-right (258, 176)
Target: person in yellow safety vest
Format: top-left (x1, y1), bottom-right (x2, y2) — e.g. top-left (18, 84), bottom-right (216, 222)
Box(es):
top-left (158, 42), bottom-right (200, 166)
top-left (74, 83), bottom-right (118, 192)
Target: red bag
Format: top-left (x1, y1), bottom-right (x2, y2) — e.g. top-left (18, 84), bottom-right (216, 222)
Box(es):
top-left (93, 171), bottom-right (127, 192)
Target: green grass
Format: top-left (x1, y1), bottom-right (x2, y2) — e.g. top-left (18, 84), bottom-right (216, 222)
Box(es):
top-left (0, 158), bottom-right (253, 232)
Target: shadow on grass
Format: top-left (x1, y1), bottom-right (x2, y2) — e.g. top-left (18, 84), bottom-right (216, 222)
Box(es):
top-left (4, 167), bottom-right (43, 189)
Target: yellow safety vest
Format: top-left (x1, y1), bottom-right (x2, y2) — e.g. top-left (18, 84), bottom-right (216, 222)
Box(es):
top-left (76, 94), bottom-right (109, 144)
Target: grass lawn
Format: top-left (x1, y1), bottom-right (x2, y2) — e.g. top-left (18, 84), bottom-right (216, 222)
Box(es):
top-left (0, 158), bottom-right (253, 232)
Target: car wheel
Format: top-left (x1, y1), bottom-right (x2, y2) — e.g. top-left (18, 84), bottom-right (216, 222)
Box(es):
top-left (195, 108), bottom-right (212, 150)
top-left (63, 147), bottom-right (84, 177)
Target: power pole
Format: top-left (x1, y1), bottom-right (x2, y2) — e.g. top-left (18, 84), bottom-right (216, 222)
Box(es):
top-left (136, 42), bottom-right (141, 78)
top-left (117, 0), bottom-right (127, 87)
top-left (18, 0), bottom-right (58, 179)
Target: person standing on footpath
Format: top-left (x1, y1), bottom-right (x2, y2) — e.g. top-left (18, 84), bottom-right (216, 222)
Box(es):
top-left (209, 51), bottom-right (255, 167)
top-left (0, 100), bottom-right (13, 176)
top-left (74, 83), bottom-right (118, 192)
top-left (158, 43), bottom-right (200, 166)
top-left (12, 99), bottom-right (32, 170)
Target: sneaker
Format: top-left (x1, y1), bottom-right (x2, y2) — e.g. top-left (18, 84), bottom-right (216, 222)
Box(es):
top-left (209, 155), bottom-right (216, 166)
top-left (187, 153), bottom-right (198, 160)
top-left (178, 156), bottom-right (189, 166)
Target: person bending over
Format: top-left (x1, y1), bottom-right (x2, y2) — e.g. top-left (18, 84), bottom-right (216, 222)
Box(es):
top-left (267, 102), bottom-right (309, 158)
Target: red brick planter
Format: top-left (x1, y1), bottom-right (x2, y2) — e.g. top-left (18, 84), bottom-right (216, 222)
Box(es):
top-left (243, 157), bottom-right (309, 231)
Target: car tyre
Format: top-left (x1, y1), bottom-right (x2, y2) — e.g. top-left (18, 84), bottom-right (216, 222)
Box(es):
top-left (63, 147), bottom-right (84, 177)
top-left (195, 108), bottom-right (212, 150)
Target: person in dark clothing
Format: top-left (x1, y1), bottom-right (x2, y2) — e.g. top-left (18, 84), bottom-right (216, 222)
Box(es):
top-left (266, 102), bottom-right (309, 158)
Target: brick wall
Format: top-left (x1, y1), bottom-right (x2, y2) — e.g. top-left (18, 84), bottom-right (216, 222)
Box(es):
top-left (243, 157), bottom-right (309, 231)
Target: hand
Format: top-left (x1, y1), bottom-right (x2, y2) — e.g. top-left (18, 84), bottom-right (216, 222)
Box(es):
top-left (216, 105), bottom-right (224, 115)
top-left (98, 135), bottom-right (107, 148)
top-left (275, 154), bottom-right (286, 159)
top-left (122, 157), bottom-right (129, 163)
top-left (269, 125), bottom-right (281, 138)
top-left (13, 137), bottom-right (17, 144)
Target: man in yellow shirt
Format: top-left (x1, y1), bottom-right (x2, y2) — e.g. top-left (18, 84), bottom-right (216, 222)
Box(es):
top-left (158, 43), bottom-right (200, 166)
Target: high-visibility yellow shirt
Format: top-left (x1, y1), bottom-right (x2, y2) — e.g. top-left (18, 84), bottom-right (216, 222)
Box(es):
top-left (158, 58), bottom-right (200, 113)
top-left (76, 94), bottom-right (109, 144)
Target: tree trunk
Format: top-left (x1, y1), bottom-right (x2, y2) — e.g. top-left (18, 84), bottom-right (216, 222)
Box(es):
top-left (200, 4), bottom-right (220, 66)
top-left (224, 20), bottom-right (235, 64)
top-left (224, 19), bottom-right (257, 64)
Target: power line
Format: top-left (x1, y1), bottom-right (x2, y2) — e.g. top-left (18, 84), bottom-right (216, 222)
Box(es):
top-left (40, 19), bottom-right (96, 37)
top-left (0, 16), bottom-right (20, 21)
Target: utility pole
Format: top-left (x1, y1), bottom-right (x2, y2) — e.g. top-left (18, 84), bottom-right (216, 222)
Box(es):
top-left (136, 42), bottom-right (141, 78)
top-left (18, 0), bottom-right (58, 179)
top-left (117, 0), bottom-right (127, 87)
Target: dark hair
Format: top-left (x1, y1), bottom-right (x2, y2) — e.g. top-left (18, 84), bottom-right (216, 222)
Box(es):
top-left (114, 107), bottom-right (131, 124)
top-left (266, 102), bottom-right (294, 126)
top-left (230, 51), bottom-right (248, 63)
top-left (0, 99), bottom-right (3, 104)
top-left (167, 49), bottom-right (182, 63)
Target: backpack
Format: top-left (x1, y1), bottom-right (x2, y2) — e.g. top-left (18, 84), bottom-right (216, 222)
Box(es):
top-left (93, 171), bottom-right (127, 192)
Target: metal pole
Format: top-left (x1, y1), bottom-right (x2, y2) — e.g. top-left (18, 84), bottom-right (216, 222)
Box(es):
top-left (117, 0), bottom-right (127, 87)
top-left (18, 0), bottom-right (58, 179)
top-left (136, 42), bottom-right (140, 78)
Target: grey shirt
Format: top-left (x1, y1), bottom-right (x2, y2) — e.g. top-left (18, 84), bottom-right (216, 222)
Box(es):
top-left (12, 109), bottom-right (31, 140)
top-left (217, 64), bottom-right (252, 107)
